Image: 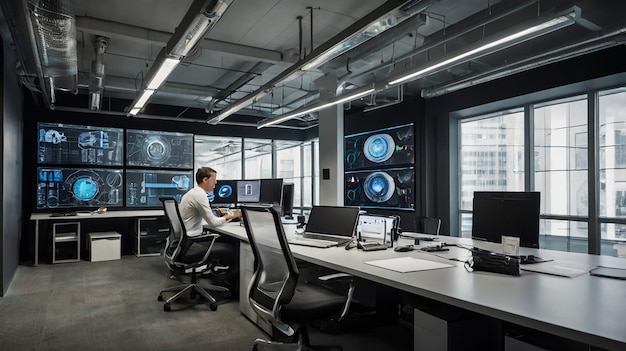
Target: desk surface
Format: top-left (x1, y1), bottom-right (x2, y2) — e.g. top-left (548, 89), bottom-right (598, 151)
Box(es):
top-left (30, 210), bottom-right (164, 221)
top-left (212, 222), bottom-right (626, 351)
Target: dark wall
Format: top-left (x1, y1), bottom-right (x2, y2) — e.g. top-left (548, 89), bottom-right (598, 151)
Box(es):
top-left (2, 38), bottom-right (24, 296)
top-left (344, 98), bottom-right (431, 232)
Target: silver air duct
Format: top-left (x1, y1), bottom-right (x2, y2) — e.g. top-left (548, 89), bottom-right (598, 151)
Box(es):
top-left (89, 36), bottom-right (108, 110)
top-left (28, 0), bottom-right (78, 94)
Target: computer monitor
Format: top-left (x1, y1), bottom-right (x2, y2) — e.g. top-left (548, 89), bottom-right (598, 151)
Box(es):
top-left (471, 191), bottom-right (540, 248)
top-left (259, 178), bottom-right (284, 204)
top-left (211, 180), bottom-right (238, 205)
top-left (236, 179), bottom-right (261, 203)
top-left (281, 183), bottom-right (295, 219)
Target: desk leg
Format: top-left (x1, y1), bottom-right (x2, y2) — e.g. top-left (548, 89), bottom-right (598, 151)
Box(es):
top-left (34, 219), bottom-right (39, 266)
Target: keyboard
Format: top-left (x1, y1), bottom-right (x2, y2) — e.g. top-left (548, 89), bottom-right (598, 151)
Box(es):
top-left (288, 237), bottom-right (338, 248)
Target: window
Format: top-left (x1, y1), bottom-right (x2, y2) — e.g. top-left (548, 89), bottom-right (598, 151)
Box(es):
top-left (458, 111), bottom-right (524, 237)
top-left (534, 97), bottom-right (588, 221)
top-left (194, 136), bottom-right (242, 179)
top-left (244, 139), bottom-right (272, 179)
top-left (456, 86), bottom-right (626, 257)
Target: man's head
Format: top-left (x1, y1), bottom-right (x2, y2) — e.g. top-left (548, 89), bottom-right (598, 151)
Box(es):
top-left (195, 167), bottom-right (218, 192)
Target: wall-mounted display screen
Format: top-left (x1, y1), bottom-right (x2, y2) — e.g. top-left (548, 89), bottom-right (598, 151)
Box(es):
top-left (237, 179), bottom-right (261, 203)
top-left (210, 180), bottom-right (238, 205)
top-left (126, 170), bottom-right (193, 207)
top-left (37, 123), bottom-right (124, 166)
top-left (345, 167), bottom-right (415, 211)
top-left (126, 129), bottom-right (193, 168)
top-left (37, 167), bottom-right (124, 209)
top-left (345, 123), bottom-right (414, 170)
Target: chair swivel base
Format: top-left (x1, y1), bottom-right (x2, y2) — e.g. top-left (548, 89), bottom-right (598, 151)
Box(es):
top-left (158, 282), bottom-right (228, 311)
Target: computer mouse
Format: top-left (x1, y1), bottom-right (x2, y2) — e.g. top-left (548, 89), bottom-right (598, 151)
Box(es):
top-left (295, 227), bottom-right (305, 235)
top-left (394, 245), bottom-right (414, 252)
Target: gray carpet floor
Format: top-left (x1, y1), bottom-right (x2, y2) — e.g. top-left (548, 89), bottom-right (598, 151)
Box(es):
top-left (1, 256), bottom-right (412, 351)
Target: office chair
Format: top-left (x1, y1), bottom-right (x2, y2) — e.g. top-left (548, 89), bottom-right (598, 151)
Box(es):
top-left (157, 198), bottom-right (230, 312)
top-left (414, 216), bottom-right (441, 235)
top-left (242, 206), bottom-right (355, 351)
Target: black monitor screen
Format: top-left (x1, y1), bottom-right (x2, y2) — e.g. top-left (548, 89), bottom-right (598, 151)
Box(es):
top-left (471, 191), bottom-right (540, 248)
top-left (211, 180), bottom-right (238, 205)
top-left (126, 170), bottom-right (193, 207)
top-left (126, 129), bottom-right (193, 168)
top-left (37, 123), bottom-right (124, 166)
top-left (37, 167), bottom-right (124, 209)
top-left (259, 178), bottom-right (283, 204)
top-left (237, 180), bottom-right (261, 203)
top-left (281, 183), bottom-right (295, 218)
top-left (305, 206), bottom-right (361, 237)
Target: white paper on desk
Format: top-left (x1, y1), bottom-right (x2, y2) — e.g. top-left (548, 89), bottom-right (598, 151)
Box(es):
top-left (365, 257), bottom-right (453, 273)
top-left (521, 264), bottom-right (588, 278)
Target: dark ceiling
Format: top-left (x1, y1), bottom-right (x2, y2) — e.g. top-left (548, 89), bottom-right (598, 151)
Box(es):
top-left (1, 0), bottom-right (625, 130)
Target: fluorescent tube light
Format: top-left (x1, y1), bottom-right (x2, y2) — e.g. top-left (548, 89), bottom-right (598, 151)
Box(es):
top-left (127, 89), bottom-right (155, 116)
top-left (146, 57), bottom-right (180, 90)
top-left (169, 0), bottom-right (228, 57)
top-left (257, 85), bottom-right (375, 129)
top-left (388, 9), bottom-right (577, 86)
top-left (127, 0), bottom-right (228, 116)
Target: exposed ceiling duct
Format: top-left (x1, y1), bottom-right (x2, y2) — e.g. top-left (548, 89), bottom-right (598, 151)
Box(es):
top-left (2, 0), bottom-right (625, 129)
top-left (28, 0), bottom-right (78, 99)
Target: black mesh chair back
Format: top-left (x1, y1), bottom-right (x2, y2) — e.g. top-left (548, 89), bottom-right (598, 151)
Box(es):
top-left (242, 205), bottom-right (299, 336)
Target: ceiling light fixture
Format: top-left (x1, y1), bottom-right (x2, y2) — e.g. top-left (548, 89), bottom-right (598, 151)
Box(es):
top-left (257, 84), bottom-right (376, 129)
top-left (207, 0), bottom-right (411, 125)
top-left (127, 0), bottom-right (228, 116)
top-left (387, 7), bottom-right (579, 87)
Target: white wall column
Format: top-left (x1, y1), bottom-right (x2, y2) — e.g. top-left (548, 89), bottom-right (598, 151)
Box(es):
top-left (316, 75), bottom-right (343, 206)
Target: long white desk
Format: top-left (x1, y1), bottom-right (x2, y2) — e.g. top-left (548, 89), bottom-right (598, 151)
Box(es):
top-left (30, 210), bottom-right (164, 266)
top-left (212, 222), bottom-right (626, 351)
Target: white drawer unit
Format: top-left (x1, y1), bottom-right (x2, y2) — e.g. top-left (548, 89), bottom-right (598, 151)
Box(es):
top-left (52, 222), bottom-right (81, 264)
top-left (89, 232), bottom-right (121, 262)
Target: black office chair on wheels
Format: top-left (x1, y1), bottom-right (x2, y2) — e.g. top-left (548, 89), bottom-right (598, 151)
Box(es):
top-left (158, 198), bottom-right (230, 312)
top-left (241, 206), bottom-right (355, 351)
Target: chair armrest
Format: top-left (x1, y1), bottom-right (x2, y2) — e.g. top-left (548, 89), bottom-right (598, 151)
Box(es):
top-left (317, 272), bottom-right (355, 320)
top-left (317, 272), bottom-right (352, 281)
top-left (189, 232), bottom-right (220, 242)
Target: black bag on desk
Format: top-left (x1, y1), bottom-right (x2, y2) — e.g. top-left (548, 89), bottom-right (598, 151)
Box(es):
top-left (465, 248), bottom-right (520, 276)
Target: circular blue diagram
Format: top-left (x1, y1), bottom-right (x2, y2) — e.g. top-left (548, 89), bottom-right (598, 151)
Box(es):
top-left (217, 184), bottom-right (233, 198)
top-left (363, 134), bottom-right (395, 163)
top-left (72, 177), bottom-right (99, 201)
top-left (363, 172), bottom-right (395, 203)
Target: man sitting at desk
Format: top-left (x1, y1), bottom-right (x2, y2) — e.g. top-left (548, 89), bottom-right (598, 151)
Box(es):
top-left (179, 166), bottom-right (241, 291)
top-left (179, 166), bottom-right (241, 234)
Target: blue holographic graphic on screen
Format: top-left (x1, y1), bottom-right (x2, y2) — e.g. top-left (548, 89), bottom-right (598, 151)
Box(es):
top-left (363, 134), bottom-right (395, 163)
top-left (72, 177), bottom-right (99, 201)
top-left (217, 184), bottom-right (233, 198)
top-left (363, 172), bottom-right (395, 203)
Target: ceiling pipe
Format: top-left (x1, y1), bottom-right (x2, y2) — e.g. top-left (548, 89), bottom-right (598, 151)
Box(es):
top-left (342, 0), bottom-right (537, 83)
top-left (421, 27), bottom-right (626, 98)
top-left (206, 0), bottom-right (411, 124)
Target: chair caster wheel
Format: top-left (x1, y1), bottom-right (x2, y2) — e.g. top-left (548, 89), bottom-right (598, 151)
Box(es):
top-left (164, 303), bottom-right (171, 312)
top-left (209, 303), bottom-right (218, 311)
top-left (158, 294), bottom-right (163, 302)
